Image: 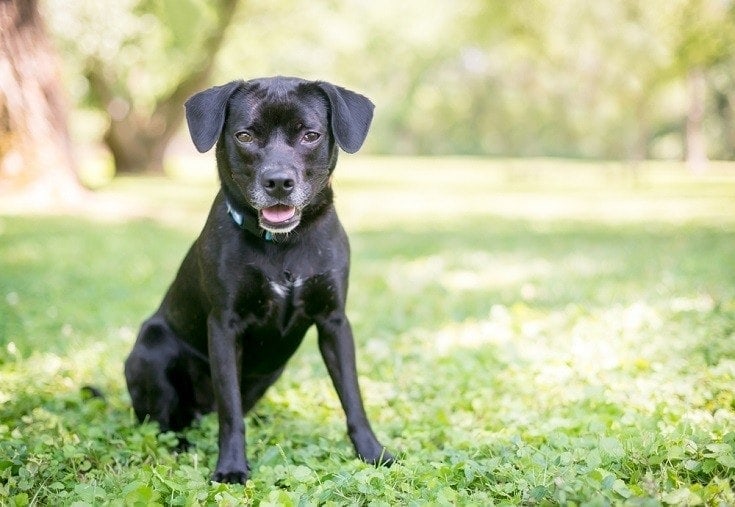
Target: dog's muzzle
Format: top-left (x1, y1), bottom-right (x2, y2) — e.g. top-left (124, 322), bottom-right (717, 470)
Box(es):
top-left (259, 204), bottom-right (301, 233)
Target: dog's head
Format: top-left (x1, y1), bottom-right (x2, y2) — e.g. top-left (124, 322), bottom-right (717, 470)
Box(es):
top-left (184, 77), bottom-right (374, 234)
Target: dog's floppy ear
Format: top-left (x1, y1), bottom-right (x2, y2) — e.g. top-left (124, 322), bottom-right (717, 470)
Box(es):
top-left (184, 81), bottom-right (243, 153)
top-left (315, 82), bottom-right (375, 154)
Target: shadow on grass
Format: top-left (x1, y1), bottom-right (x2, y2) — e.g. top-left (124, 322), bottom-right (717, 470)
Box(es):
top-left (2, 213), bottom-right (733, 359)
top-left (0, 216), bottom-right (191, 358)
top-left (348, 217), bottom-right (735, 337)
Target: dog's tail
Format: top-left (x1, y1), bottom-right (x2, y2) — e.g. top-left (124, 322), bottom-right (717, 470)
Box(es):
top-left (81, 385), bottom-right (106, 402)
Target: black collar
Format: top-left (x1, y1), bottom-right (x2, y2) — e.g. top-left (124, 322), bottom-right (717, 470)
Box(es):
top-left (225, 200), bottom-right (276, 241)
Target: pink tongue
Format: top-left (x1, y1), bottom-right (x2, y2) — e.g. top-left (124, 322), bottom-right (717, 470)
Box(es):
top-left (261, 205), bottom-right (296, 223)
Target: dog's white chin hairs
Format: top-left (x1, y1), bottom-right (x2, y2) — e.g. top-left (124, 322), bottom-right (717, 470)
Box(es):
top-left (259, 220), bottom-right (299, 234)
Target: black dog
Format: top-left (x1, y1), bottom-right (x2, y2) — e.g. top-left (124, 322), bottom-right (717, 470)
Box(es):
top-left (124, 77), bottom-right (394, 483)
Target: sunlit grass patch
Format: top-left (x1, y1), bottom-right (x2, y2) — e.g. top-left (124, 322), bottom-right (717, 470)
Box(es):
top-left (1, 158), bottom-right (734, 504)
top-left (335, 157), bottom-right (735, 228)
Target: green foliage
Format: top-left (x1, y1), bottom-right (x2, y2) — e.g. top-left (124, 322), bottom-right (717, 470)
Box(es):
top-left (43, 0), bottom-right (735, 160)
top-left (672, 0), bottom-right (735, 69)
top-left (44, 0), bottom-right (220, 112)
top-left (1, 159), bottom-right (735, 504)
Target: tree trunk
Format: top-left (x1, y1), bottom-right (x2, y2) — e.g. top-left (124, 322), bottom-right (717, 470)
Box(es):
top-left (685, 68), bottom-right (708, 172)
top-left (0, 0), bottom-right (84, 206)
top-left (714, 89), bottom-right (735, 160)
top-left (631, 96), bottom-right (650, 162)
top-left (88, 0), bottom-right (239, 175)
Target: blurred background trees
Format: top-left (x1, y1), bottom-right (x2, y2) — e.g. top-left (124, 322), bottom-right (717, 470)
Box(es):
top-left (45, 0), bottom-right (237, 174)
top-left (3, 0), bottom-right (735, 183)
top-left (0, 0), bottom-right (83, 201)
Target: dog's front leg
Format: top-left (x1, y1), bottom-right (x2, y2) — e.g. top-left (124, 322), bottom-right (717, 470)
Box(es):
top-left (316, 313), bottom-right (395, 466)
top-left (207, 313), bottom-right (249, 483)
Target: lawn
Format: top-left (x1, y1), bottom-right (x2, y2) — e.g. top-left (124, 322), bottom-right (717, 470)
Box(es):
top-left (1, 157), bottom-right (734, 505)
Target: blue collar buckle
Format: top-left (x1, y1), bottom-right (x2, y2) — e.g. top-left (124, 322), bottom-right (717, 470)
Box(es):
top-left (226, 200), bottom-right (275, 242)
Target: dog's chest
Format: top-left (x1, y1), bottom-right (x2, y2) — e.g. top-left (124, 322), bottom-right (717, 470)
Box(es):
top-left (268, 270), bottom-right (301, 301)
top-left (234, 268), bottom-right (339, 335)
top-left (267, 272), bottom-right (305, 332)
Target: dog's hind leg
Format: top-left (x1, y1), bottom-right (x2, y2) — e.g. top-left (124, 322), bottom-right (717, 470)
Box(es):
top-left (124, 316), bottom-right (201, 432)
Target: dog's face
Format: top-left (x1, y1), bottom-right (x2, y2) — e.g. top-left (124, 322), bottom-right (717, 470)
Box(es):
top-left (221, 81), bottom-right (334, 233)
top-left (185, 77), bottom-right (374, 234)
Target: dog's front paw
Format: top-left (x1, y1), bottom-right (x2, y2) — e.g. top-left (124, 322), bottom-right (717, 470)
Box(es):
top-left (211, 462), bottom-right (251, 484)
top-left (358, 446), bottom-right (396, 467)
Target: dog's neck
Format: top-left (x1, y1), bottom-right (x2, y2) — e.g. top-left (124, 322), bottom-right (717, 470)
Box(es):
top-left (225, 199), bottom-right (276, 241)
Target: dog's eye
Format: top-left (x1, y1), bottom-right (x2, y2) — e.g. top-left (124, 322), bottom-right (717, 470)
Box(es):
top-left (302, 132), bottom-right (320, 143)
top-left (235, 131), bottom-right (253, 143)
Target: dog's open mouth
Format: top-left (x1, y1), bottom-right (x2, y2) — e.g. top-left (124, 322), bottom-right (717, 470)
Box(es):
top-left (259, 204), bottom-right (300, 232)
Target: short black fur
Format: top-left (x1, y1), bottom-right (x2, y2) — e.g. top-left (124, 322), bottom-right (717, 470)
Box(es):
top-left (124, 76), bottom-right (393, 484)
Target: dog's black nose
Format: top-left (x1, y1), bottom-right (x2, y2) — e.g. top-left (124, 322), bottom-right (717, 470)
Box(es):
top-left (261, 170), bottom-right (295, 198)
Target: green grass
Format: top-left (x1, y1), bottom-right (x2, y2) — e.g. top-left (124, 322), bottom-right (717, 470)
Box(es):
top-left (1, 157), bottom-right (734, 505)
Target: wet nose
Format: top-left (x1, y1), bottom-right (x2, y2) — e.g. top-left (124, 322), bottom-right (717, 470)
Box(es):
top-left (261, 169), bottom-right (295, 198)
